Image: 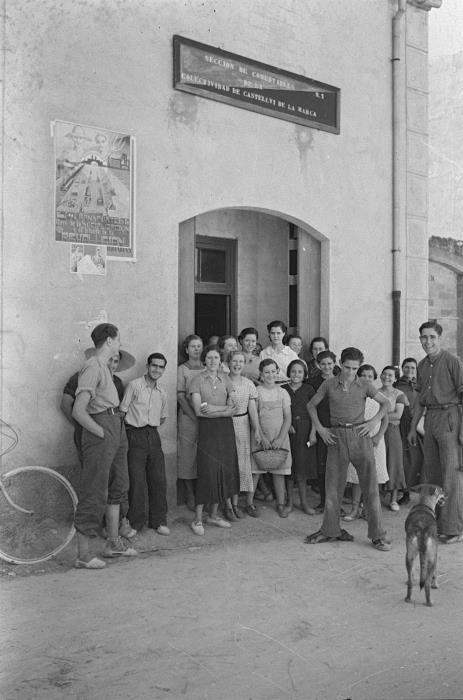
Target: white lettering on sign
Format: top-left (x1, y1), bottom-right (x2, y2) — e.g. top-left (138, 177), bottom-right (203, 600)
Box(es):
top-left (204, 54), bottom-right (235, 70)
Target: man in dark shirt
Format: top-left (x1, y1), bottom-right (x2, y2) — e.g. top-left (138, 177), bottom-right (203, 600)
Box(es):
top-left (306, 347), bottom-right (391, 551)
top-left (408, 321), bottom-right (463, 543)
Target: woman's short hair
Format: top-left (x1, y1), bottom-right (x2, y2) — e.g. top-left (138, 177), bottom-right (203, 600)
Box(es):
top-left (357, 363), bottom-right (377, 380)
top-left (401, 357), bottom-right (417, 368)
top-left (381, 364), bottom-right (400, 381)
top-left (238, 327), bottom-right (259, 342)
top-left (286, 359), bottom-right (308, 380)
top-left (266, 320), bottom-right (287, 334)
top-left (259, 358), bottom-right (279, 373)
top-left (309, 336), bottom-right (328, 353)
top-left (228, 350), bottom-right (246, 364)
top-left (218, 335), bottom-right (237, 349)
top-left (200, 344), bottom-right (221, 363)
top-left (316, 350), bottom-right (336, 364)
top-left (182, 334), bottom-right (203, 355)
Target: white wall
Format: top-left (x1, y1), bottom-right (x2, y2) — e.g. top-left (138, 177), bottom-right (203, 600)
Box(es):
top-left (2, 0), bottom-right (420, 478)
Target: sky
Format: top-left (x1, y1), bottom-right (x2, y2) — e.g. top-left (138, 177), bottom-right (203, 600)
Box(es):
top-left (428, 0), bottom-right (463, 57)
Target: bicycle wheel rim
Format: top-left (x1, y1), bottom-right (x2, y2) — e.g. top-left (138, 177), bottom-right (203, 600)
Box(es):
top-left (0, 466), bottom-right (77, 565)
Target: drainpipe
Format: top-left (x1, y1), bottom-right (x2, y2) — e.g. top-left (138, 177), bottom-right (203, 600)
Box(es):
top-left (392, 0), bottom-right (406, 366)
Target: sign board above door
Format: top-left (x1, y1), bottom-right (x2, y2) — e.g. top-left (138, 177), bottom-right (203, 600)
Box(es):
top-left (173, 35), bottom-right (340, 134)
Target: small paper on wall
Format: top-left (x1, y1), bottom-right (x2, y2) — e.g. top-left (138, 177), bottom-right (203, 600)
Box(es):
top-left (70, 243), bottom-right (107, 276)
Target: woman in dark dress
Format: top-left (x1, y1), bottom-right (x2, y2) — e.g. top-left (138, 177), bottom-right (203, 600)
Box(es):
top-left (188, 345), bottom-right (239, 536)
top-left (283, 359), bottom-right (317, 514)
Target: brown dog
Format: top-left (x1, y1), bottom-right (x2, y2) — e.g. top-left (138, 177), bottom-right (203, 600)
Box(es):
top-left (404, 484), bottom-right (446, 607)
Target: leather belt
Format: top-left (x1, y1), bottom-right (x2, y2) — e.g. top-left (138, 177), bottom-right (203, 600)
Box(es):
top-left (425, 404), bottom-right (459, 410)
top-left (330, 422), bottom-right (363, 429)
top-left (95, 407), bottom-right (122, 416)
top-left (234, 412), bottom-right (248, 418)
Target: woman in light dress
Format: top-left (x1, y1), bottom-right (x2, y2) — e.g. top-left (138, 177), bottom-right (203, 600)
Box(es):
top-left (177, 334), bottom-right (204, 510)
top-left (379, 365), bottom-right (407, 512)
top-left (228, 350), bottom-right (263, 517)
top-left (344, 364), bottom-right (389, 521)
top-left (253, 358), bottom-right (292, 518)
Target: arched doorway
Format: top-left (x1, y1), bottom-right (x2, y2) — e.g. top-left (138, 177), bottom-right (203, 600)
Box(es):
top-left (178, 208), bottom-right (326, 355)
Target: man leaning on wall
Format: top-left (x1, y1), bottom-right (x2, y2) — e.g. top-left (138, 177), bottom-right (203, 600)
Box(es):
top-left (72, 323), bottom-right (138, 569)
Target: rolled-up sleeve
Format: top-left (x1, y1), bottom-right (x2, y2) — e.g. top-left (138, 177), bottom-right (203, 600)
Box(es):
top-left (76, 364), bottom-right (100, 399)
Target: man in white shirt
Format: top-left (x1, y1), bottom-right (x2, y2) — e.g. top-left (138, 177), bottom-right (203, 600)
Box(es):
top-left (120, 353), bottom-right (169, 535)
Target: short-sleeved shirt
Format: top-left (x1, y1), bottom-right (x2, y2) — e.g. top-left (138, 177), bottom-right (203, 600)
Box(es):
top-left (315, 375), bottom-right (379, 426)
top-left (259, 345), bottom-right (299, 382)
top-left (76, 356), bottom-right (120, 414)
top-left (416, 350), bottom-right (463, 407)
top-left (120, 376), bottom-right (168, 428)
top-left (189, 370), bottom-right (235, 406)
top-left (64, 371), bottom-right (124, 402)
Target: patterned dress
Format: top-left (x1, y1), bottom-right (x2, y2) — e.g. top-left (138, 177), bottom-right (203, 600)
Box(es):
top-left (231, 377), bottom-right (258, 491)
top-left (252, 385), bottom-right (292, 475)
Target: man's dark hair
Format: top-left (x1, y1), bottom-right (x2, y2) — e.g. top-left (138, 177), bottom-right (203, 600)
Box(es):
top-left (419, 321), bottom-right (443, 336)
top-left (91, 323), bottom-right (119, 348)
top-left (340, 347), bottom-right (364, 365)
top-left (147, 352), bottom-right (167, 367)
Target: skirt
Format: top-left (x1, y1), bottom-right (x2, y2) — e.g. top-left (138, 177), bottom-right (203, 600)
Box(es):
top-left (195, 417), bottom-right (239, 505)
top-left (384, 423), bottom-right (406, 490)
top-left (289, 418), bottom-right (318, 481)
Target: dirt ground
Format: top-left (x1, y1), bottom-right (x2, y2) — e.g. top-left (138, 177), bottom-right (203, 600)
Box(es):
top-left (1, 493), bottom-right (463, 700)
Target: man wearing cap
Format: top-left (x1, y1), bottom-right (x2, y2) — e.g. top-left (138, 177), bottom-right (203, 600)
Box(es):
top-left (408, 321), bottom-right (463, 544)
top-left (72, 323), bottom-right (137, 568)
top-left (120, 353), bottom-right (170, 536)
top-left (60, 348), bottom-right (136, 539)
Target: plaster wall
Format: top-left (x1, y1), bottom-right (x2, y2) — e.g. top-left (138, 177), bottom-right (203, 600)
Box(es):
top-left (1, 0), bottom-right (429, 481)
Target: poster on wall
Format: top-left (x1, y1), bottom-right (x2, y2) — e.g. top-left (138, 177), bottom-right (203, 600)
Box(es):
top-left (54, 120), bottom-right (135, 260)
top-left (70, 243), bottom-right (107, 275)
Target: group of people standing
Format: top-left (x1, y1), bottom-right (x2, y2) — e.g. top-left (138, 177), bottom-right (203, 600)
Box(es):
top-left (65, 317), bottom-right (463, 569)
top-left (178, 319), bottom-right (463, 550)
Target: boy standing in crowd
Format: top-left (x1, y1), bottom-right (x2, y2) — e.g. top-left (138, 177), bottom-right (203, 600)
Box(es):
top-left (408, 321), bottom-right (463, 544)
top-left (305, 347), bottom-right (392, 551)
top-left (72, 323), bottom-right (137, 569)
top-left (120, 353), bottom-right (170, 535)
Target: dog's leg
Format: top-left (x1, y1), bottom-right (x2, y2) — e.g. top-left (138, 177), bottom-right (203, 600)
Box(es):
top-left (405, 550), bottom-right (414, 603)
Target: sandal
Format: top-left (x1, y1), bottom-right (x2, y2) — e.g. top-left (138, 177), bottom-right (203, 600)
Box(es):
top-left (304, 530), bottom-right (334, 544)
top-left (337, 529), bottom-right (354, 542)
top-left (277, 504), bottom-right (289, 518)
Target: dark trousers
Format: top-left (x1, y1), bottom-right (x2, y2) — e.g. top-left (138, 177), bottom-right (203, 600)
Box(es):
top-left (321, 427), bottom-right (386, 541)
top-left (75, 414), bottom-right (129, 537)
top-left (423, 407), bottom-right (463, 536)
top-left (126, 425), bottom-right (167, 530)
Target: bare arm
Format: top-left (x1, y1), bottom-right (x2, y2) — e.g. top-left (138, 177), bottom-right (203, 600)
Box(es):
top-left (60, 394), bottom-right (75, 426)
top-left (190, 392), bottom-right (234, 418)
top-left (307, 393), bottom-right (337, 445)
top-left (372, 413), bottom-right (389, 446)
top-left (248, 399), bottom-right (263, 443)
top-left (272, 402), bottom-right (292, 450)
top-left (177, 391), bottom-right (197, 422)
top-left (72, 391), bottom-right (104, 438)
